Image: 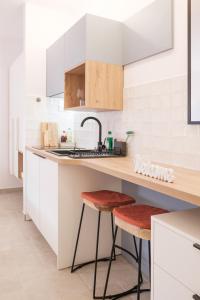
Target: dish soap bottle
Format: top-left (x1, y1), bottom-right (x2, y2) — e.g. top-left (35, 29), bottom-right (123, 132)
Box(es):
top-left (106, 131), bottom-right (113, 152)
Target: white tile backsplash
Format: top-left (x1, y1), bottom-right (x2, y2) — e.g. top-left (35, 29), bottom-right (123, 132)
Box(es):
top-left (25, 75), bottom-right (200, 171)
top-left (111, 75), bottom-right (200, 170)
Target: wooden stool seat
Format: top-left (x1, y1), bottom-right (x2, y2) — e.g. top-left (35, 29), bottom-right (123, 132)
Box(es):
top-left (81, 190), bottom-right (135, 211)
top-left (114, 204), bottom-right (168, 241)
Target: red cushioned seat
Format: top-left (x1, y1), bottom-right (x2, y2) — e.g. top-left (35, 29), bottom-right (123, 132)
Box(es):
top-left (81, 190), bottom-right (135, 210)
top-left (113, 204), bottom-right (168, 230)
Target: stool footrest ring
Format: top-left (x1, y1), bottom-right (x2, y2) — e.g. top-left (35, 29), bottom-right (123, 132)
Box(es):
top-left (71, 256), bottom-right (117, 273)
top-left (114, 245), bottom-right (138, 262)
top-left (111, 288), bottom-right (150, 300)
top-left (94, 286), bottom-right (150, 300)
top-left (71, 242), bottom-right (138, 274)
top-left (94, 284), bottom-right (138, 299)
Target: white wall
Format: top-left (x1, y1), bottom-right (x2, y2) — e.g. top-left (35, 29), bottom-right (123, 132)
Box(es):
top-left (0, 5), bottom-right (23, 189)
top-left (97, 0), bottom-right (200, 171)
top-left (24, 2), bottom-right (76, 97)
top-left (21, 3), bottom-right (78, 147)
top-left (120, 0), bottom-right (199, 271)
top-left (124, 0), bottom-right (187, 86)
top-left (0, 62), bottom-right (21, 189)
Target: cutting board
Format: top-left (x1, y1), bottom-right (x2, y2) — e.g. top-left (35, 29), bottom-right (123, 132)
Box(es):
top-left (40, 122), bottom-right (58, 148)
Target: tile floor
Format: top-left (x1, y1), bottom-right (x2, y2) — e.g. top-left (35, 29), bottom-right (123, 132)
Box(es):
top-left (0, 190), bottom-right (150, 300)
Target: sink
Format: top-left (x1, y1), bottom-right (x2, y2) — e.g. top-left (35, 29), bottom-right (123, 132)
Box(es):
top-left (48, 149), bottom-right (79, 156)
top-left (47, 149), bottom-right (123, 159)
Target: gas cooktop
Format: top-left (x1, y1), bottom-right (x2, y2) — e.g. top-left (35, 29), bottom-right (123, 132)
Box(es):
top-left (48, 149), bottom-right (123, 159)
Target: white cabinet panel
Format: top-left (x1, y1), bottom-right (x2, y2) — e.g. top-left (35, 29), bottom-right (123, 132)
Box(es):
top-left (64, 14), bottom-right (122, 72)
top-left (26, 151), bottom-right (58, 254)
top-left (64, 16), bottom-right (86, 72)
top-left (39, 158), bottom-right (58, 254)
top-left (153, 264), bottom-right (194, 300)
top-left (9, 53), bottom-right (25, 179)
top-left (46, 35), bottom-right (65, 97)
top-left (154, 222), bottom-right (200, 294)
top-left (26, 151), bottom-right (40, 229)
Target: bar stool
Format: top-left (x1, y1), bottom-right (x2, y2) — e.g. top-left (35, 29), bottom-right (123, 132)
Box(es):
top-left (103, 204), bottom-right (169, 300)
top-left (71, 190), bottom-right (137, 299)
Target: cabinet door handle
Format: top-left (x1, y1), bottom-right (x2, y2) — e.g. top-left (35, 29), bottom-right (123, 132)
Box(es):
top-left (193, 243), bottom-right (200, 251)
top-left (33, 153), bottom-right (46, 159)
top-left (193, 295), bottom-right (200, 300)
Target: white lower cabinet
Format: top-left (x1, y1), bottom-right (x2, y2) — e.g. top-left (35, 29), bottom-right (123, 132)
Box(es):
top-left (153, 222), bottom-right (200, 295)
top-left (39, 157), bottom-right (58, 254)
top-left (26, 151), bottom-right (40, 229)
top-left (153, 264), bottom-right (193, 300)
top-left (152, 209), bottom-right (200, 300)
top-left (25, 151), bottom-right (58, 253)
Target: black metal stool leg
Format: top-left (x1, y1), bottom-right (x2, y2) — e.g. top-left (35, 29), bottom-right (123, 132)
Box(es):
top-left (102, 233), bottom-right (150, 300)
top-left (111, 213), bottom-right (116, 260)
top-left (71, 205), bottom-right (120, 279)
top-left (148, 240), bottom-right (151, 284)
top-left (137, 239), bottom-right (142, 300)
top-left (71, 203), bottom-right (85, 273)
top-left (133, 236), bottom-right (138, 259)
top-left (93, 211), bottom-right (102, 299)
top-left (133, 236), bottom-right (143, 284)
top-left (103, 226), bottom-right (119, 300)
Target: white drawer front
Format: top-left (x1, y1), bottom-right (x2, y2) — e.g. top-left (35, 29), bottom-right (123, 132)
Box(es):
top-left (153, 264), bottom-right (194, 300)
top-left (154, 222), bottom-right (200, 294)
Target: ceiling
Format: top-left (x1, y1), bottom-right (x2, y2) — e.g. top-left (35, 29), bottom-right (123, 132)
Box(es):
top-left (0, 0), bottom-right (25, 38)
top-left (30, 0), bottom-right (154, 21)
top-left (0, 0), bottom-right (154, 64)
top-left (0, 0), bottom-right (154, 37)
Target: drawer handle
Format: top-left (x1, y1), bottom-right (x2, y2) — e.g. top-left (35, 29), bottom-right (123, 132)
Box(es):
top-left (33, 153), bottom-right (46, 159)
top-left (193, 243), bottom-right (200, 251)
top-left (193, 295), bottom-right (200, 300)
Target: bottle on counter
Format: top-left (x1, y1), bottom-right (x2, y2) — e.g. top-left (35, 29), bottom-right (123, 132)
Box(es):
top-left (106, 131), bottom-right (113, 152)
top-left (67, 128), bottom-right (73, 143)
top-left (61, 130), bottom-right (67, 143)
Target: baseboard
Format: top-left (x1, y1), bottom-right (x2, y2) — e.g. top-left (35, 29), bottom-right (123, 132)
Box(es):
top-left (0, 187), bottom-right (23, 194)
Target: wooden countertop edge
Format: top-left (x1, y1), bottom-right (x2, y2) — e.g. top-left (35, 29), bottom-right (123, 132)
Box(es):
top-left (26, 146), bottom-right (200, 206)
top-left (81, 160), bottom-right (200, 206)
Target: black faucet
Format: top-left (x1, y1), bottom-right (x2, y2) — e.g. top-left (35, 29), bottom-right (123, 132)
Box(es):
top-left (81, 117), bottom-right (102, 151)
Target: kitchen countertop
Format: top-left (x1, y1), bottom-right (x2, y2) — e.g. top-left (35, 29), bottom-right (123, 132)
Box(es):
top-left (26, 146), bottom-right (200, 207)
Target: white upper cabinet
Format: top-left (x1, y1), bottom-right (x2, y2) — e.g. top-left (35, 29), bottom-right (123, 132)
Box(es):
top-left (64, 16), bottom-right (86, 72)
top-left (46, 35), bottom-right (65, 97)
top-left (46, 14), bottom-right (122, 97)
top-left (64, 14), bottom-right (122, 72)
top-left (46, 2), bottom-right (173, 97)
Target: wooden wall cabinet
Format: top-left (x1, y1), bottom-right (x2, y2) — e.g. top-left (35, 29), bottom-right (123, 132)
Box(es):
top-left (64, 60), bottom-right (123, 111)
